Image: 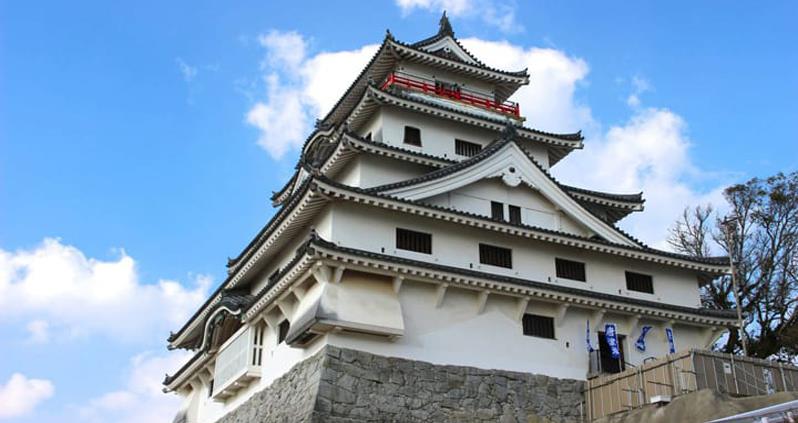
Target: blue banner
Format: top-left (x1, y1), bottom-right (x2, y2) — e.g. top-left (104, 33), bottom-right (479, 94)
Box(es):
top-left (604, 323), bottom-right (620, 359)
top-left (665, 327), bottom-right (676, 354)
top-left (635, 325), bottom-right (653, 352)
top-left (586, 320), bottom-right (594, 353)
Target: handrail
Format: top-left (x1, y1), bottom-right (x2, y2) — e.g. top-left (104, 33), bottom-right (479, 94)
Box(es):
top-left (381, 71), bottom-right (521, 117)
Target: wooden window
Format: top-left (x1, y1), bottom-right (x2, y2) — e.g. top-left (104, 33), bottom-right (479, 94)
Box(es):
top-left (491, 201), bottom-right (504, 221)
top-left (403, 126), bottom-right (421, 146)
top-left (556, 258), bottom-right (586, 282)
top-left (396, 228), bottom-right (432, 254)
top-left (508, 205), bottom-right (522, 224)
top-left (625, 271), bottom-right (654, 293)
top-left (479, 243), bottom-right (512, 268)
top-left (522, 314), bottom-right (555, 339)
top-left (278, 319), bottom-right (290, 344)
top-left (455, 139), bottom-right (482, 157)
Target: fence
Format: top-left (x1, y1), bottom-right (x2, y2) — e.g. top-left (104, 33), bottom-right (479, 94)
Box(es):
top-left (585, 349), bottom-right (798, 421)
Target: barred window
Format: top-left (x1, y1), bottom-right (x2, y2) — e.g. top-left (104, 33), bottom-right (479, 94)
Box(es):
top-left (404, 126), bottom-right (421, 146)
top-left (396, 228), bottom-right (432, 254)
top-left (522, 314), bottom-right (555, 339)
top-left (555, 258), bottom-right (586, 282)
top-left (455, 139), bottom-right (482, 157)
top-left (626, 271), bottom-right (654, 293)
top-left (491, 201), bottom-right (504, 221)
top-left (479, 243), bottom-right (512, 268)
top-left (509, 205), bottom-right (522, 224)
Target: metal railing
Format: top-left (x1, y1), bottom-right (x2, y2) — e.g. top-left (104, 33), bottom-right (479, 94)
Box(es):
top-left (381, 71), bottom-right (521, 117)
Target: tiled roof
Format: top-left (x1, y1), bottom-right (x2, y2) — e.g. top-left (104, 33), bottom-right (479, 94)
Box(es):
top-left (378, 86), bottom-right (584, 142)
top-left (408, 12), bottom-right (528, 78)
top-left (562, 184), bottom-right (644, 204)
top-left (317, 175), bottom-right (728, 267)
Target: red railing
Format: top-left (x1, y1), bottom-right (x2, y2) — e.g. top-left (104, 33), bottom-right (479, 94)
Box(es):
top-left (381, 72), bottom-right (520, 117)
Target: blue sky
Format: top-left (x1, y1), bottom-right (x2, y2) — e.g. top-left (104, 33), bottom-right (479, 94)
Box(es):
top-left (1, 1), bottom-right (796, 421)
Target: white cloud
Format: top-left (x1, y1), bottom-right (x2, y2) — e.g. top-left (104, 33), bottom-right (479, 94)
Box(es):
top-left (394, 0), bottom-right (520, 33)
top-left (459, 38), bottom-right (595, 133)
top-left (175, 58), bottom-right (198, 83)
top-left (246, 31), bottom-right (378, 159)
top-left (25, 319), bottom-right (49, 344)
top-left (0, 373), bottom-right (54, 419)
top-left (626, 75), bottom-right (651, 108)
top-left (556, 108), bottom-right (726, 247)
top-left (76, 351), bottom-right (191, 423)
top-left (0, 238), bottom-right (210, 343)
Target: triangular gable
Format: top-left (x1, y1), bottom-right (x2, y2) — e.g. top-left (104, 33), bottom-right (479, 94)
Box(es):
top-left (416, 36), bottom-right (478, 65)
top-left (374, 140), bottom-right (641, 247)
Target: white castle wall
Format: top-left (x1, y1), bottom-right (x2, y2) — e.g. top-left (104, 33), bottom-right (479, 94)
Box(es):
top-left (327, 201), bottom-right (702, 309)
top-left (366, 106), bottom-right (550, 168)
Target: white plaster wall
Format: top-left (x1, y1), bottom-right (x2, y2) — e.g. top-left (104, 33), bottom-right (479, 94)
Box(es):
top-left (425, 178), bottom-right (588, 236)
top-left (328, 201), bottom-right (702, 308)
top-left (332, 155), bottom-right (434, 189)
top-left (374, 107), bottom-right (550, 168)
top-left (326, 279), bottom-right (709, 380)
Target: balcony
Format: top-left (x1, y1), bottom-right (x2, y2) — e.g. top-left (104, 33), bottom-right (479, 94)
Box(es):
top-left (211, 324), bottom-right (264, 400)
top-left (381, 72), bottom-right (520, 118)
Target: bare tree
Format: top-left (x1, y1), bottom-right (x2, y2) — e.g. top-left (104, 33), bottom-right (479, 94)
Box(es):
top-left (669, 172), bottom-right (798, 361)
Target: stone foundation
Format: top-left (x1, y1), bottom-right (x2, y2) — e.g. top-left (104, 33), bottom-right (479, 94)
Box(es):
top-left (219, 346), bottom-right (585, 423)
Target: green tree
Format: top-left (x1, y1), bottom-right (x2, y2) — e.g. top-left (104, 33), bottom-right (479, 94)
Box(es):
top-left (668, 172), bottom-right (798, 361)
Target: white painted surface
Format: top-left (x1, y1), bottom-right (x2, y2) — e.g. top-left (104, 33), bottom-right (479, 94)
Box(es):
top-left (328, 201), bottom-right (701, 308)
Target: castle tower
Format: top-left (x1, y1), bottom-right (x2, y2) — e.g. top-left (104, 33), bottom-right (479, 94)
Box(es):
top-left (164, 14), bottom-right (735, 423)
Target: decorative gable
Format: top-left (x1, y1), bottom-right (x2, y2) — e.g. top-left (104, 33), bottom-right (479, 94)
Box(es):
top-left (373, 139), bottom-right (640, 247)
top-left (418, 36), bottom-right (478, 65)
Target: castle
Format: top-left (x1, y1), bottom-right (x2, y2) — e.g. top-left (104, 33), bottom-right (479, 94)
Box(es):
top-left (164, 14), bottom-right (735, 422)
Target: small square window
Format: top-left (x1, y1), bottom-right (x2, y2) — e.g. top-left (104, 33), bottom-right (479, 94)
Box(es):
top-left (626, 271), bottom-right (654, 293)
top-left (403, 126), bottom-right (421, 146)
top-left (522, 314), bottom-right (555, 339)
top-left (491, 201), bottom-right (504, 221)
top-left (509, 205), bottom-right (522, 224)
top-left (479, 243), bottom-right (512, 268)
top-left (555, 258), bottom-right (586, 282)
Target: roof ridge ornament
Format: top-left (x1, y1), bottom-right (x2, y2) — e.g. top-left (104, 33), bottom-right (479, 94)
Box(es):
top-left (500, 120), bottom-right (519, 141)
top-left (438, 11), bottom-right (454, 37)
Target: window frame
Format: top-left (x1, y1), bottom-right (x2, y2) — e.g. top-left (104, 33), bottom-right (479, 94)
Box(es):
top-left (508, 205), bottom-right (522, 224)
top-left (491, 201), bottom-right (504, 221)
top-left (522, 313), bottom-right (556, 339)
top-left (479, 243), bottom-right (512, 269)
top-left (625, 271), bottom-right (654, 294)
top-left (454, 139), bottom-right (482, 157)
top-left (395, 227), bottom-right (433, 254)
top-left (403, 126), bottom-right (422, 146)
top-left (555, 258), bottom-right (587, 282)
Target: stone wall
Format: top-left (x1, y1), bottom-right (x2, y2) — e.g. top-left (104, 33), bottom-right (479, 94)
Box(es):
top-left (218, 346), bottom-right (585, 423)
top-left (217, 349), bottom-right (325, 423)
